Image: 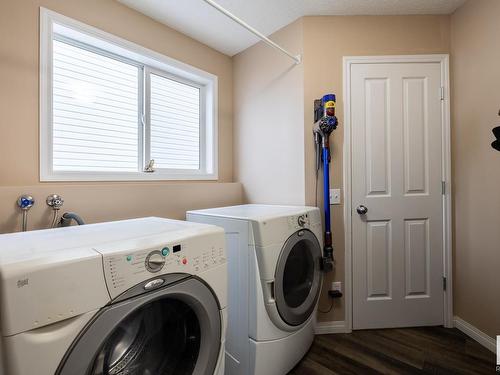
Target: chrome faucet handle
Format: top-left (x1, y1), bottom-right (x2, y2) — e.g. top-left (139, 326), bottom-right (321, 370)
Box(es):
top-left (17, 195), bottom-right (34, 232)
top-left (46, 194), bottom-right (64, 210)
top-left (17, 195), bottom-right (34, 210)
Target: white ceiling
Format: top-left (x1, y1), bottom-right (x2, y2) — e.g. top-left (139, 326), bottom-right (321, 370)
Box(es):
top-left (118, 0), bottom-right (466, 56)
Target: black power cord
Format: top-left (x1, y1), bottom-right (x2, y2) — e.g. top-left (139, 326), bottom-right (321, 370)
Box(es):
top-left (317, 297), bottom-right (334, 314)
top-left (318, 290), bottom-right (344, 314)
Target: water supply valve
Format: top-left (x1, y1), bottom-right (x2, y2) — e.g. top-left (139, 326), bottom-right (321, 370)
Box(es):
top-left (17, 195), bottom-right (35, 232)
top-left (17, 195), bottom-right (34, 210)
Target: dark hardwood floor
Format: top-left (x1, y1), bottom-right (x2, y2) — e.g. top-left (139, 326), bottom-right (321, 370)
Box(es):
top-left (289, 327), bottom-right (496, 375)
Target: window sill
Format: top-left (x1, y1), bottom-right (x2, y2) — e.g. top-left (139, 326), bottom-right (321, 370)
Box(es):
top-left (40, 171), bottom-right (218, 182)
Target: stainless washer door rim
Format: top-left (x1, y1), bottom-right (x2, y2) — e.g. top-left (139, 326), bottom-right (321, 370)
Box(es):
top-left (274, 229), bottom-right (322, 326)
top-left (56, 277), bottom-right (221, 375)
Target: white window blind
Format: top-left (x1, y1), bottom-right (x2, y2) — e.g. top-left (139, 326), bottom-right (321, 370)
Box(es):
top-left (149, 73), bottom-right (200, 170)
top-left (52, 39), bottom-right (140, 172)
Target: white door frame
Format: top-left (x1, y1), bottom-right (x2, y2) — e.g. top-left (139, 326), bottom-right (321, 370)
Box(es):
top-left (342, 54), bottom-right (453, 331)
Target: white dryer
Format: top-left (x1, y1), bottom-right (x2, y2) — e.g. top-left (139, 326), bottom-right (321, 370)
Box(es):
top-left (187, 204), bottom-right (323, 375)
top-left (0, 217), bottom-right (227, 375)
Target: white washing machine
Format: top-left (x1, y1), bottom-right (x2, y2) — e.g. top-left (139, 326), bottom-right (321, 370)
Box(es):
top-left (187, 204), bottom-right (323, 375)
top-left (0, 217), bottom-right (227, 375)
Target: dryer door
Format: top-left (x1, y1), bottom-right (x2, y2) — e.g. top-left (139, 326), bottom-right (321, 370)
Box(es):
top-left (274, 229), bottom-right (322, 326)
top-left (56, 276), bottom-right (221, 375)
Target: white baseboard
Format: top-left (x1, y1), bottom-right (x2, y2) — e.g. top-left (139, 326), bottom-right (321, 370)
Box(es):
top-left (314, 320), bottom-right (351, 334)
top-left (453, 316), bottom-right (496, 353)
top-left (314, 317), bottom-right (496, 354)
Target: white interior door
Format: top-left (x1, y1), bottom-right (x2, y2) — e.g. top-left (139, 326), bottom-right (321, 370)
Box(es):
top-left (351, 62), bottom-right (444, 329)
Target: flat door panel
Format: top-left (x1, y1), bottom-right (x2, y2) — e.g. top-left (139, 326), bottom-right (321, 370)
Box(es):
top-left (366, 221), bottom-right (392, 299)
top-left (403, 78), bottom-right (429, 195)
top-left (365, 79), bottom-right (390, 196)
top-left (351, 62), bottom-right (444, 329)
top-left (404, 219), bottom-right (430, 297)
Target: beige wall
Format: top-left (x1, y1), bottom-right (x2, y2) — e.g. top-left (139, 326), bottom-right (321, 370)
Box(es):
top-left (234, 10), bottom-right (499, 336)
top-left (234, 15), bottom-right (451, 322)
top-left (451, 0), bottom-right (500, 338)
top-left (0, 0), bottom-right (242, 233)
top-left (0, 183), bottom-right (242, 233)
top-left (303, 15), bottom-right (451, 322)
top-left (233, 19), bottom-right (305, 205)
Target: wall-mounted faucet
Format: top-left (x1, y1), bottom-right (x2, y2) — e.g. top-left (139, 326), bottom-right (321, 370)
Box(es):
top-left (46, 194), bottom-right (64, 228)
top-left (15, 194), bottom-right (85, 231)
top-left (17, 195), bottom-right (34, 232)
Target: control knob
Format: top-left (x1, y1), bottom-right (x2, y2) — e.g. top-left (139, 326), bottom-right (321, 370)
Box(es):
top-left (297, 215), bottom-right (307, 227)
top-left (145, 251), bottom-right (165, 273)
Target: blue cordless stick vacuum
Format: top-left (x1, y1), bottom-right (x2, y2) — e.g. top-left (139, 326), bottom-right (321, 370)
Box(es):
top-left (313, 94), bottom-right (338, 272)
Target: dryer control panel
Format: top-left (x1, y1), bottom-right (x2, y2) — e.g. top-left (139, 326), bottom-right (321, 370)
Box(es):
top-left (96, 231), bottom-right (225, 299)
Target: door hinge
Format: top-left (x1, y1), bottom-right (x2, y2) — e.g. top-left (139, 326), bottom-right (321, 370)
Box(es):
top-left (440, 86), bottom-right (445, 101)
top-left (441, 181), bottom-right (446, 195)
top-left (443, 276), bottom-right (447, 291)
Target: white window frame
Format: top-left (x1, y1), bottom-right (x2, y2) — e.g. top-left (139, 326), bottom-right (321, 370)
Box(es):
top-left (40, 8), bottom-right (218, 181)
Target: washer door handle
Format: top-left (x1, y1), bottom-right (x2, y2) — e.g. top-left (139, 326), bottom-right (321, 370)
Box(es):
top-left (266, 281), bottom-right (275, 303)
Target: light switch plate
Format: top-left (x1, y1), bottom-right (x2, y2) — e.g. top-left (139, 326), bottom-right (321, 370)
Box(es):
top-left (329, 189), bottom-right (341, 205)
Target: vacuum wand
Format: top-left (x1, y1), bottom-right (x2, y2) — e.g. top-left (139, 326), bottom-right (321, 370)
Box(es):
top-left (313, 94), bottom-right (338, 272)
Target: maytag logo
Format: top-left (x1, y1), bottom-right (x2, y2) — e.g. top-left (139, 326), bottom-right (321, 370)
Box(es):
top-left (17, 278), bottom-right (29, 288)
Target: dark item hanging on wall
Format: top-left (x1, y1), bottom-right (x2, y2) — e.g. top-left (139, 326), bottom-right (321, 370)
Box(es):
top-left (492, 126), bottom-right (500, 151)
top-left (492, 110), bottom-right (500, 152)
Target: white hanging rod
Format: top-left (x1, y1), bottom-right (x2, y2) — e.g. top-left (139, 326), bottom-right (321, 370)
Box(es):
top-left (201, 0), bottom-right (302, 64)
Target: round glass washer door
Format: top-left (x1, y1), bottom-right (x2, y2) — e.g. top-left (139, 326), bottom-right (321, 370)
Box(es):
top-left (56, 277), bottom-right (221, 375)
top-left (274, 229), bottom-right (322, 326)
top-left (91, 298), bottom-right (200, 375)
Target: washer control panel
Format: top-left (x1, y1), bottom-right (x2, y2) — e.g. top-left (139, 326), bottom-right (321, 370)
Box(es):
top-left (97, 231), bottom-right (225, 299)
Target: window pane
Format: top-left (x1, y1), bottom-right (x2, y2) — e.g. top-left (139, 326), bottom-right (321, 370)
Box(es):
top-left (52, 39), bottom-right (139, 172)
top-left (150, 73), bottom-right (200, 170)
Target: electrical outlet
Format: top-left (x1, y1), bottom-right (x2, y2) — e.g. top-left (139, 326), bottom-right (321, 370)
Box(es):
top-left (329, 189), bottom-right (341, 205)
top-left (331, 281), bottom-right (342, 293)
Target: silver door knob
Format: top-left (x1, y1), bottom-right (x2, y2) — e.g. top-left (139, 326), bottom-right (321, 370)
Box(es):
top-left (356, 205), bottom-right (368, 215)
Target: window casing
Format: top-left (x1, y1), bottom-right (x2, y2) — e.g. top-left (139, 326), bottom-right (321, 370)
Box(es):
top-left (40, 8), bottom-right (218, 181)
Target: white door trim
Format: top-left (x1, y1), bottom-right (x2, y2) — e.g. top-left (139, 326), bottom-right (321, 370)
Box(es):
top-left (342, 55), bottom-right (453, 331)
